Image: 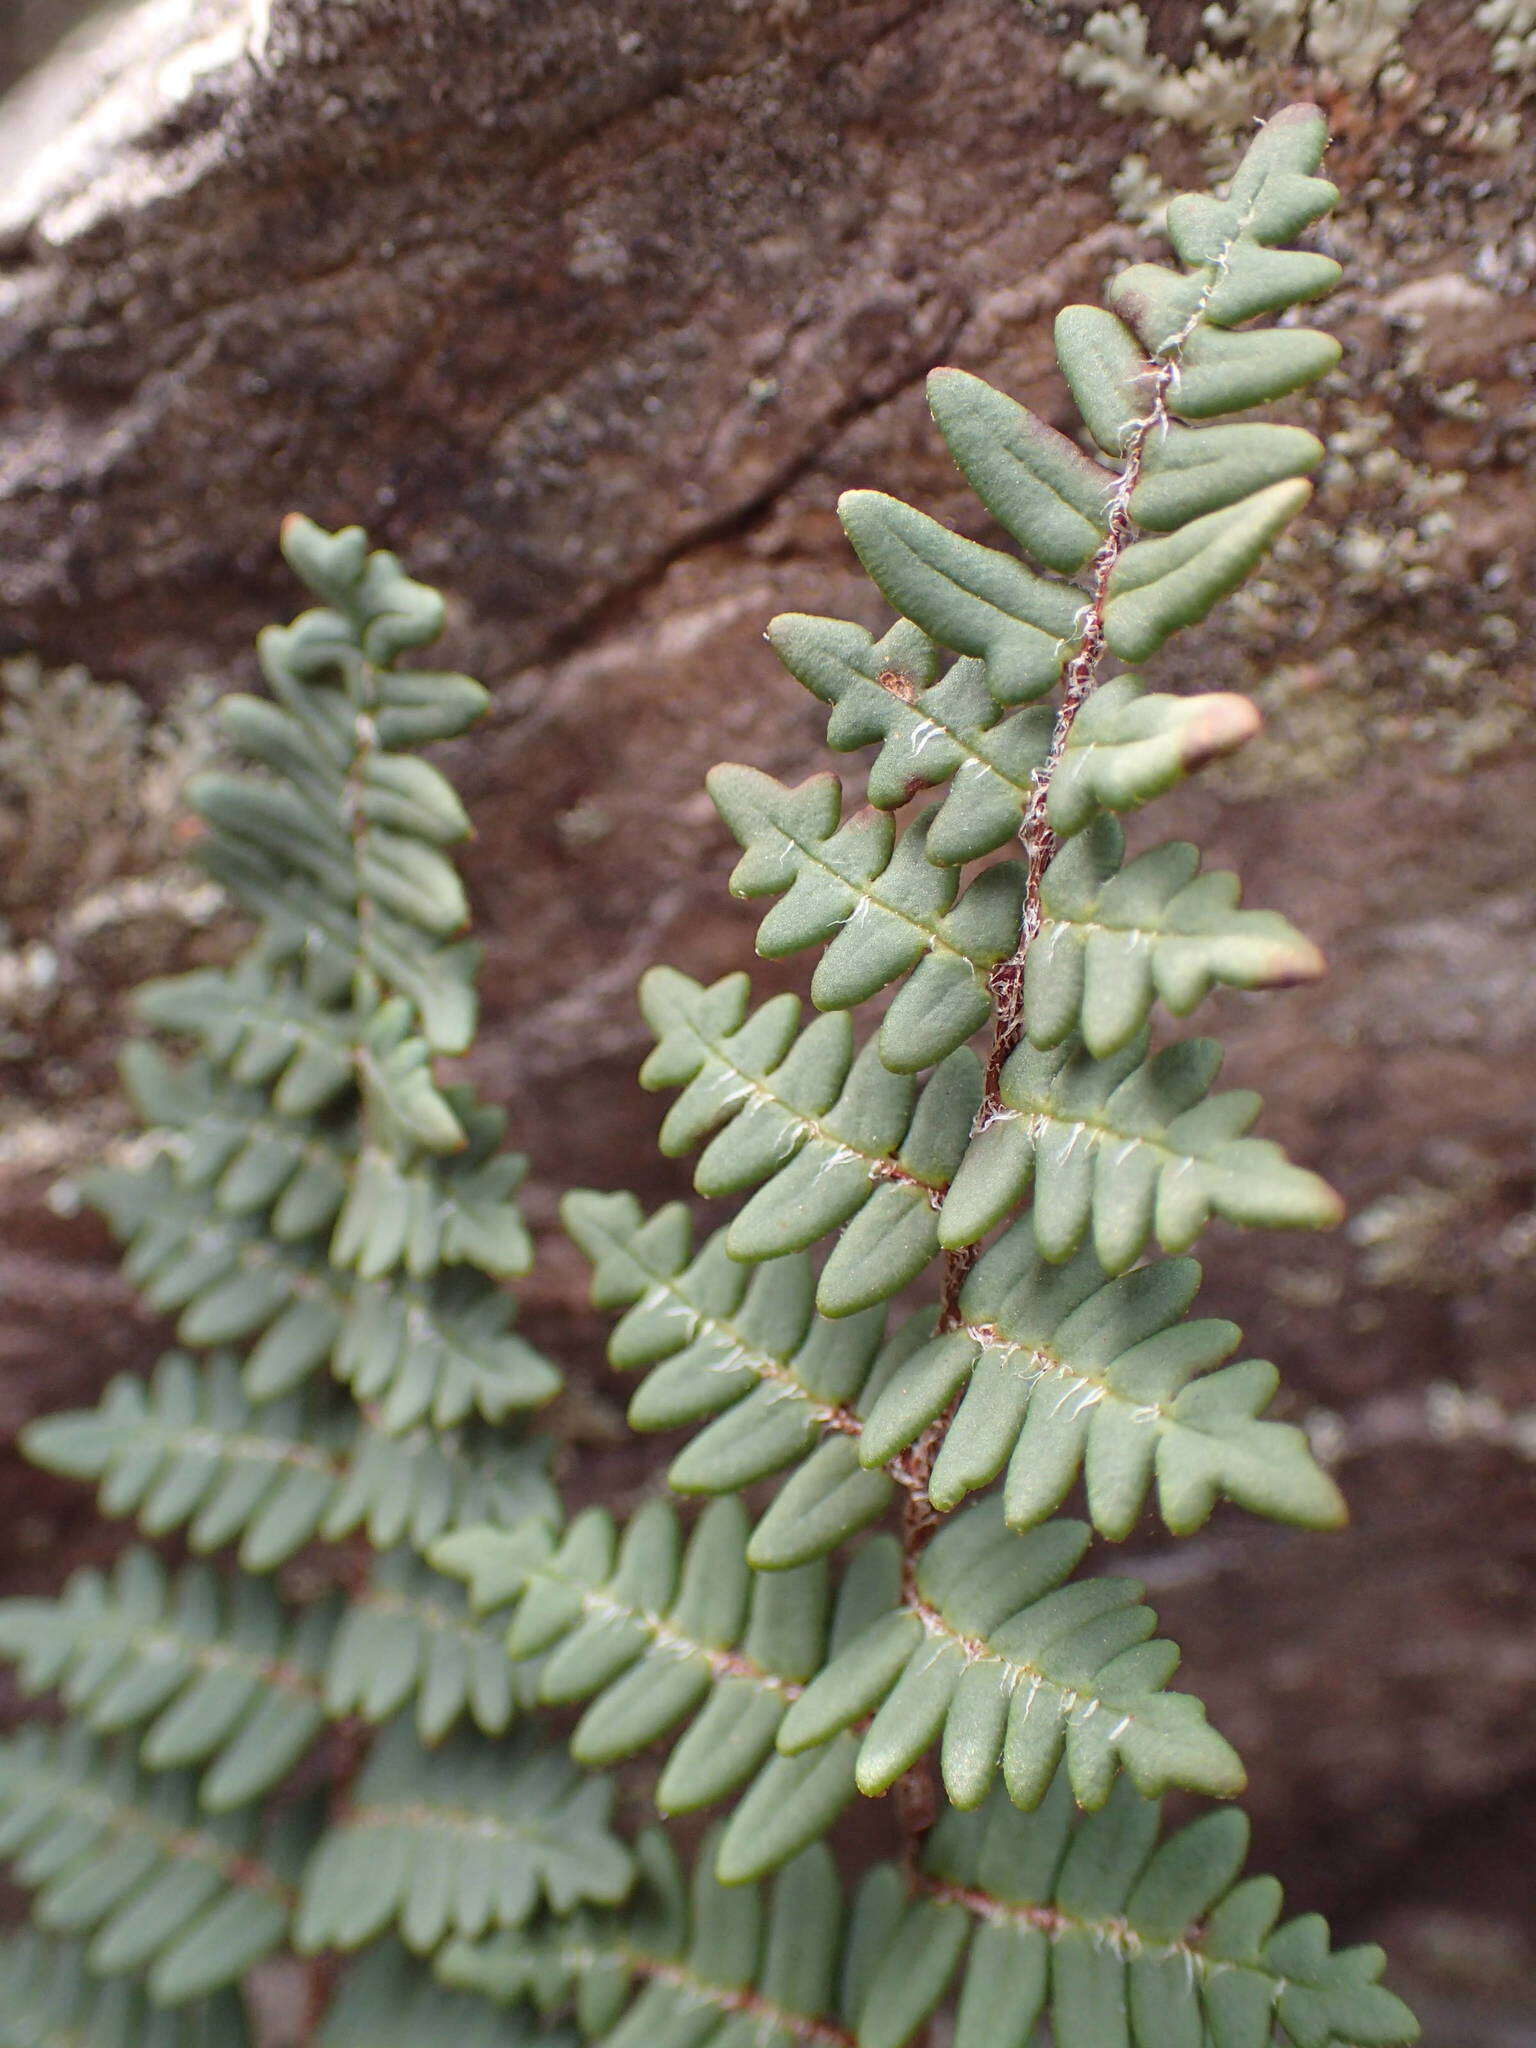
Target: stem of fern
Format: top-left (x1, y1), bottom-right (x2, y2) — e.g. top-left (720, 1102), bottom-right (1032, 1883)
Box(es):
top-left (883, 347), bottom-right (1177, 1886)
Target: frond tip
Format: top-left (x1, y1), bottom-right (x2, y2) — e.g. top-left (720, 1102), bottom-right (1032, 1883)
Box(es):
top-left (870, 1775), bottom-right (1419, 2048)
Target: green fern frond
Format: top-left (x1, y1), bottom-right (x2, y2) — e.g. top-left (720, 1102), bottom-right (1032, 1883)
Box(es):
top-left (1023, 816), bottom-right (1325, 1058)
top-left (561, 1193), bottom-right (902, 1515)
top-left (441, 1831), bottom-right (872, 2048)
top-left (0, 1536), bottom-right (533, 1783)
top-left (23, 1353), bottom-right (340, 1569)
top-left (324, 1547), bottom-right (538, 1741)
top-left (768, 622), bottom-right (1266, 871)
top-left (122, 1039), bottom-right (534, 1281)
top-left (863, 1774), bottom-right (1418, 2048)
top-left (435, 1499), bottom-right (872, 1879)
top-left (445, 1787), bottom-right (1416, 2048)
top-left (193, 517), bottom-right (487, 1054)
top-left (321, 1408), bottom-right (558, 1552)
top-left (767, 616), bottom-right (1054, 865)
top-left (321, 1941), bottom-right (572, 2046)
top-left (87, 1157), bottom-right (557, 1427)
top-left (22, 1351), bottom-right (555, 1571)
top-left (0, 1933), bottom-right (251, 2048)
top-left (858, 1227), bottom-right (1344, 1538)
top-left (561, 1194), bottom-right (953, 1562)
top-left (439, 1491), bottom-right (1238, 1865)
top-left (775, 1499), bottom-right (1241, 1811)
top-left (1044, 675), bottom-right (1261, 837)
top-left (636, 972), bottom-right (980, 1303)
top-left (792, 109), bottom-right (1339, 724)
top-left (938, 1027), bottom-right (1341, 1269)
top-left (0, 1726), bottom-right (295, 2002)
top-left (295, 1721), bottom-right (631, 1956)
top-left (0, 1549), bottom-right (329, 1811)
top-left (707, 768), bottom-right (1024, 1072)
top-left (136, 957), bottom-right (359, 1113)
top-left (0, 111), bottom-right (1425, 2046)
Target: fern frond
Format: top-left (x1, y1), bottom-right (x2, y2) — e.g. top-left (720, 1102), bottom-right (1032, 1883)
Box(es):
top-left (858, 1226), bottom-right (1344, 1538)
top-left (0, 1726), bottom-right (295, 2002)
top-left (440, 1492), bottom-right (1238, 1863)
top-left (87, 1158), bottom-right (557, 1427)
top-left (765, 108), bottom-right (1338, 750)
top-left (767, 616), bottom-right (1054, 865)
top-left (769, 621), bottom-right (1266, 872)
top-left (321, 1941), bottom-right (572, 2046)
top-left (1044, 675), bottom-right (1262, 838)
top-left (861, 1775), bottom-right (1418, 2048)
top-left (939, 1027), bottom-right (1340, 1269)
top-left (441, 1831), bottom-right (871, 2048)
top-left (324, 1547), bottom-right (538, 1741)
top-left (0, 1537), bottom-right (530, 1789)
top-left (707, 767), bottom-right (1023, 1072)
top-left (136, 957), bottom-right (359, 1113)
top-left (435, 1499), bottom-right (876, 1880)
top-left (22, 1351), bottom-right (555, 1571)
top-left (123, 1038), bottom-right (534, 1281)
top-left (834, 480), bottom-right (1086, 705)
top-left (561, 1193), bottom-right (899, 1527)
top-left (0, 1932), bottom-right (251, 2048)
top-left (192, 517), bottom-right (488, 1054)
top-left (775, 1499), bottom-right (1240, 1811)
top-left (1023, 816), bottom-right (1325, 1058)
top-left (636, 973), bottom-right (978, 1306)
top-left (294, 1721), bottom-right (632, 1957)
top-left (23, 1353), bottom-right (338, 1569)
top-left (322, 1408), bottom-right (558, 1551)
top-left (0, 1549), bottom-right (329, 1811)
top-left (564, 1193), bottom-right (984, 1563)
top-left (447, 1786), bottom-right (1417, 2048)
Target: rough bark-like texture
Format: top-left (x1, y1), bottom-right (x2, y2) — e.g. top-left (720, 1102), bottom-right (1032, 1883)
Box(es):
top-left (0, 2), bottom-right (1532, 2034)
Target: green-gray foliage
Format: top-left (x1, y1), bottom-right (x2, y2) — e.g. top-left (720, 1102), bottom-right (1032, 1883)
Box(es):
top-left (0, 106), bottom-right (1418, 2048)
top-left (0, 517), bottom-right (623, 2035)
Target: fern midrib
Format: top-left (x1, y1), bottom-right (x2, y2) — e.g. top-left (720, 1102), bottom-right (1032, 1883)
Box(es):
top-left (552, 1935), bottom-right (854, 2048)
top-left (340, 661), bottom-right (386, 979)
top-left (72, 1615), bottom-right (323, 1706)
top-left (206, 991), bottom-right (351, 1064)
top-left (962, 1321), bottom-right (1218, 1439)
top-left (919, 1869), bottom-right (1315, 2033)
top-left (6, 1769), bottom-right (294, 1904)
top-left (135, 1419), bottom-right (337, 1477)
top-left (358, 1587), bottom-right (494, 1653)
top-left (341, 1797), bottom-right (594, 1853)
top-left (989, 195), bottom-right (1261, 1073)
top-left (918, 1870), bottom-right (1236, 1980)
top-left (540, 1580), bottom-right (805, 1699)
top-left (627, 1271), bottom-right (864, 1439)
top-left (1038, 907), bottom-right (1182, 949)
top-left (167, 1098), bottom-right (356, 1183)
top-left (907, 1595), bottom-right (1135, 1730)
top-left (759, 814), bottom-right (983, 971)
top-left (1004, 1098), bottom-right (1228, 1179)
top-left (873, 691), bottom-right (1040, 813)
top-left (685, 1043), bottom-right (940, 1199)
top-left (168, 1212), bottom-right (495, 1370)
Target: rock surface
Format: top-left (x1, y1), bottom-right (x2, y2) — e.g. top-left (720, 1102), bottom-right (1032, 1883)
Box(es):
top-left (0, 0), bottom-right (1532, 2027)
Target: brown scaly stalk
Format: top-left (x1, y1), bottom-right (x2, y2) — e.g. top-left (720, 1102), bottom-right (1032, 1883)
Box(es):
top-left (885, 346), bottom-right (1182, 1880)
